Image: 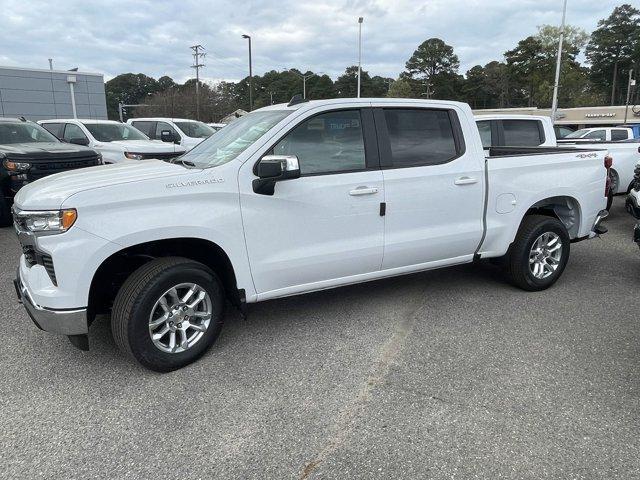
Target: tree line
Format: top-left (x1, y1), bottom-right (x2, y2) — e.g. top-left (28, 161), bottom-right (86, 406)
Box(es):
top-left (105, 3), bottom-right (640, 122)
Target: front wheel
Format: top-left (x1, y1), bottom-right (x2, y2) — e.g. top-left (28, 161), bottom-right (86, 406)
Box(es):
top-left (111, 257), bottom-right (225, 372)
top-left (505, 215), bottom-right (570, 291)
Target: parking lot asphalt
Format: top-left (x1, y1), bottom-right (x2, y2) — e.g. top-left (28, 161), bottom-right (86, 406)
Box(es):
top-left (1, 197), bottom-right (639, 479)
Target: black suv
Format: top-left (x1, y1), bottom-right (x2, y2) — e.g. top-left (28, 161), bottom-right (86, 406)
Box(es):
top-left (0, 118), bottom-right (102, 226)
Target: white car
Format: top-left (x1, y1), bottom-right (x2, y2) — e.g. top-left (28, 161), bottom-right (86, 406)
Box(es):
top-left (475, 114), bottom-right (557, 149)
top-left (14, 98), bottom-right (609, 371)
top-left (127, 118), bottom-right (215, 151)
top-left (39, 119), bottom-right (186, 164)
top-left (562, 127), bottom-right (635, 142)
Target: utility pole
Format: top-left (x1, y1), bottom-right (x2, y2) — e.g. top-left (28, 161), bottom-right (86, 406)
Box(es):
top-left (242, 35), bottom-right (253, 111)
top-left (48, 58), bottom-right (53, 70)
top-left (551, 0), bottom-right (567, 124)
top-left (190, 44), bottom-right (206, 120)
top-left (624, 69), bottom-right (635, 124)
top-left (357, 17), bottom-right (363, 98)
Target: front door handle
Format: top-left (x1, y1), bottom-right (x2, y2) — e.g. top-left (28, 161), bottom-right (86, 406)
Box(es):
top-left (349, 186), bottom-right (379, 196)
top-left (454, 176), bottom-right (478, 186)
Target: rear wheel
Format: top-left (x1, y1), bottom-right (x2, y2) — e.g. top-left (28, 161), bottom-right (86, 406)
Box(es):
top-left (505, 215), bottom-right (570, 291)
top-left (111, 257), bottom-right (225, 372)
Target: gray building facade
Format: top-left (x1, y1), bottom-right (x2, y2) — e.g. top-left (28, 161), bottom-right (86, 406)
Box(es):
top-left (0, 66), bottom-right (107, 121)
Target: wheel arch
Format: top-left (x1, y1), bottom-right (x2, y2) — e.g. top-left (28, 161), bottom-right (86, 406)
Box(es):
top-left (522, 195), bottom-right (582, 239)
top-left (88, 237), bottom-right (241, 320)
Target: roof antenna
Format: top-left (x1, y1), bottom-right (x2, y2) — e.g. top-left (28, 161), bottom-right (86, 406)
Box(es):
top-left (288, 94), bottom-right (308, 107)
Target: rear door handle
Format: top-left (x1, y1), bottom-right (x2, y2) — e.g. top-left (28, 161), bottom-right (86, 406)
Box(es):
top-left (349, 186), bottom-right (379, 196)
top-left (454, 176), bottom-right (478, 186)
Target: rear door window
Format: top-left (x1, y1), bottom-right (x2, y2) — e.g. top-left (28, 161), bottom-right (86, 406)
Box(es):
top-left (611, 129), bottom-right (629, 141)
top-left (501, 120), bottom-right (543, 146)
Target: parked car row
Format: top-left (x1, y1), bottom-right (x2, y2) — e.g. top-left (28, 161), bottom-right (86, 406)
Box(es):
top-left (11, 98), bottom-right (611, 371)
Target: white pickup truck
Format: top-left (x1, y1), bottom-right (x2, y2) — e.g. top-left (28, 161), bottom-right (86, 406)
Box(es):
top-left (13, 98), bottom-right (609, 371)
top-left (39, 119), bottom-right (186, 164)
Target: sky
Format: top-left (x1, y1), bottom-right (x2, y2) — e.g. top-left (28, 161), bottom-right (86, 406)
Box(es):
top-left (0, 0), bottom-right (626, 84)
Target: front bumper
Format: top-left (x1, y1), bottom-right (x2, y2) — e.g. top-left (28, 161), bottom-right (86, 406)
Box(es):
top-left (14, 268), bottom-right (88, 335)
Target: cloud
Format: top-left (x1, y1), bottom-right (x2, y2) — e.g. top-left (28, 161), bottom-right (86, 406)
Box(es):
top-left (0, 0), bottom-right (623, 82)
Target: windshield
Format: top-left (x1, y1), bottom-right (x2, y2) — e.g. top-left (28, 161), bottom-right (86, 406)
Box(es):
top-left (564, 128), bottom-right (590, 139)
top-left (83, 123), bottom-right (149, 142)
top-left (180, 110), bottom-right (292, 168)
top-left (174, 121), bottom-right (214, 139)
top-left (0, 122), bottom-right (60, 144)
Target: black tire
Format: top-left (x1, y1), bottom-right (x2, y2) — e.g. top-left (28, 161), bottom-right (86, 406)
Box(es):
top-left (505, 215), bottom-right (570, 291)
top-left (111, 257), bottom-right (225, 372)
top-left (0, 197), bottom-right (11, 227)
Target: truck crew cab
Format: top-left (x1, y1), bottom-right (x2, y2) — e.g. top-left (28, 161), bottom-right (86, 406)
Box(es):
top-left (13, 98), bottom-right (609, 371)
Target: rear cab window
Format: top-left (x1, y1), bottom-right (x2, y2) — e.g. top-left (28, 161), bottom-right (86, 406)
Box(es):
top-left (501, 120), bottom-right (544, 146)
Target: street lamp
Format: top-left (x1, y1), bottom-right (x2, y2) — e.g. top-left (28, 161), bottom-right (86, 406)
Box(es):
top-left (293, 71), bottom-right (323, 99)
top-left (242, 34), bottom-right (253, 111)
top-left (357, 17), bottom-right (363, 98)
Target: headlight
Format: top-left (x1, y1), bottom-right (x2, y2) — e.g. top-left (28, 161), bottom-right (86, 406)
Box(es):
top-left (3, 159), bottom-right (31, 172)
top-left (15, 209), bottom-right (77, 234)
top-left (124, 152), bottom-right (144, 160)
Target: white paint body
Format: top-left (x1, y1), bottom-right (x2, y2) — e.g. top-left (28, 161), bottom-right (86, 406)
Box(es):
top-left (16, 99), bottom-right (608, 311)
top-left (38, 119), bottom-right (185, 164)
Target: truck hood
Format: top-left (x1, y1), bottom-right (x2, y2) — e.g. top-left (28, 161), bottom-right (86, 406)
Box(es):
top-left (14, 160), bottom-right (194, 210)
top-left (0, 142), bottom-right (95, 158)
top-left (99, 139), bottom-right (181, 153)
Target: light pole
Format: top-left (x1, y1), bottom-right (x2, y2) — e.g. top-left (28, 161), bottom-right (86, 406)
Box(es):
top-left (242, 34), bottom-right (253, 111)
top-left (293, 71), bottom-right (322, 99)
top-left (550, 0), bottom-right (567, 124)
top-left (357, 17), bottom-right (363, 98)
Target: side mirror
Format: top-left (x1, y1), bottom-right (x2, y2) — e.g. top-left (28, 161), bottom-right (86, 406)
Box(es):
top-left (69, 137), bottom-right (90, 146)
top-left (160, 130), bottom-right (176, 143)
top-left (253, 155), bottom-right (301, 195)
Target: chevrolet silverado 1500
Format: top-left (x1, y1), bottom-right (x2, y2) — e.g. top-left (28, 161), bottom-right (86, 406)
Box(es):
top-left (13, 98), bottom-right (609, 371)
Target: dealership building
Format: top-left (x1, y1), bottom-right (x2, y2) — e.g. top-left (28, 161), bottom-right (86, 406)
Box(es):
top-left (473, 105), bottom-right (640, 128)
top-left (0, 65), bottom-right (107, 121)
